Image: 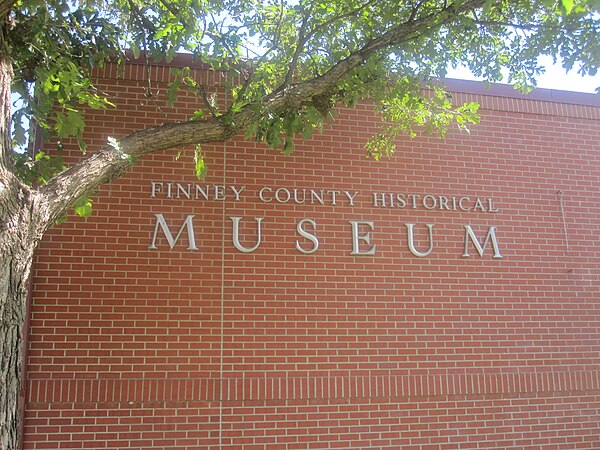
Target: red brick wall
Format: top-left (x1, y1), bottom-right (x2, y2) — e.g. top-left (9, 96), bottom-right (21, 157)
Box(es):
top-left (25, 58), bottom-right (600, 449)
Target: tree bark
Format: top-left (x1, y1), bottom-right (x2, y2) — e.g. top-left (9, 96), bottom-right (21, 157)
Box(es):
top-left (0, 40), bottom-right (40, 450)
top-left (0, 177), bottom-right (37, 450)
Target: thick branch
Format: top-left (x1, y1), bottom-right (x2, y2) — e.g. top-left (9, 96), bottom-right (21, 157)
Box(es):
top-left (37, 115), bottom-right (240, 226)
top-left (37, 0), bottom-right (487, 228)
top-left (283, 7), bottom-right (313, 87)
top-left (269, 0), bottom-right (488, 102)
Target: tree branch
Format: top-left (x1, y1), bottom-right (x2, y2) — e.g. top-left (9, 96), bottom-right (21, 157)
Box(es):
top-left (198, 84), bottom-right (220, 117)
top-left (307, 0), bottom-right (377, 39)
top-left (127, 0), bottom-right (157, 34)
top-left (37, 0), bottom-right (488, 227)
top-left (283, 4), bottom-right (314, 88)
top-left (157, 0), bottom-right (190, 27)
top-left (291, 0), bottom-right (487, 97)
top-left (254, 0), bottom-right (286, 64)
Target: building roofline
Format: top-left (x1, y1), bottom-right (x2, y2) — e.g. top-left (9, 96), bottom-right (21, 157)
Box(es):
top-left (443, 78), bottom-right (599, 107)
top-left (105, 53), bottom-right (600, 108)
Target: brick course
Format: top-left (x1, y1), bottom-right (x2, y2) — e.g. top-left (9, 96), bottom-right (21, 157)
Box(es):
top-left (25, 57), bottom-right (600, 449)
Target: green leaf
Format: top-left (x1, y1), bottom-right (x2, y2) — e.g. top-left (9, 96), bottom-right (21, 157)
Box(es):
top-left (12, 115), bottom-right (26, 146)
top-left (73, 196), bottom-right (93, 218)
top-left (166, 69), bottom-right (182, 107)
top-left (194, 145), bottom-right (207, 180)
top-left (131, 41), bottom-right (142, 59)
top-left (77, 135), bottom-right (88, 154)
top-left (282, 138), bottom-right (294, 155)
top-left (191, 110), bottom-right (205, 120)
top-left (230, 101), bottom-right (247, 113)
top-left (55, 110), bottom-right (85, 139)
top-left (561, 0), bottom-right (574, 14)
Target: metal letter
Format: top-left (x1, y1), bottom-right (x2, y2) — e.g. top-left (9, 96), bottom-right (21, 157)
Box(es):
top-left (149, 214), bottom-right (198, 251)
top-left (463, 225), bottom-right (503, 258)
top-left (176, 183), bottom-right (191, 199)
top-left (349, 220), bottom-right (376, 255)
top-left (487, 198), bottom-right (499, 213)
top-left (422, 195), bottom-right (437, 210)
top-left (373, 193), bottom-right (386, 207)
top-left (258, 187), bottom-right (272, 202)
top-left (459, 197), bottom-right (472, 212)
top-left (310, 190), bottom-right (324, 205)
top-left (214, 185), bottom-right (226, 200)
top-left (150, 181), bottom-right (163, 198)
top-left (473, 197), bottom-right (486, 212)
top-left (405, 223), bottom-right (435, 257)
top-left (395, 194), bottom-right (407, 208)
top-left (296, 219), bottom-right (319, 254)
top-left (275, 188), bottom-right (291, 203)
top-left (293, 189), bottom-right (306, 204)
top-left (344, 191), bottom-right (359, 206)
top-left (327, 190), bottom-right (340, 205)
top-left (231, 217), bottom-right (263, 253)
top-left (408, 194), bottom-right (419, 209)
top-left (195, 185), bottom-right (210, 200)
top-left (438, 196), bottom-right (451, 211)
top-left (230, 185), bottom-right (245, 201)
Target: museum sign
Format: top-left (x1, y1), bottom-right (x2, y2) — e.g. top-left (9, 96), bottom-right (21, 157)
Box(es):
top-left (148, 182), bottom-right (503, 258)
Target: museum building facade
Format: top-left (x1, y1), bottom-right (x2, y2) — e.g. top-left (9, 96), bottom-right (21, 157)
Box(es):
top-left (23, 56), bottom-right (600, 448)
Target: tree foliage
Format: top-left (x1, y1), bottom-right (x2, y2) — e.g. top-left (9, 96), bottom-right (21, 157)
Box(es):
top-left (7, 0), bottom-right (599, 194)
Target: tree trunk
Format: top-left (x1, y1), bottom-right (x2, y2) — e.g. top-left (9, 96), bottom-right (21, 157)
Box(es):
top-left (0, 189), bottom-right (36, 450)
top-left (0, 29), bottom-right (39, 450)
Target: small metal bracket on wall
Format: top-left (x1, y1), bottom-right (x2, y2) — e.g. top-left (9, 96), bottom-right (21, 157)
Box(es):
top-left (558, 190), bottom-right (570, 252)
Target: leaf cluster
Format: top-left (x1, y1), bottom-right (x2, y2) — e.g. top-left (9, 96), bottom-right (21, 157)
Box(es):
top-left (3, 0), bottom-right (599, 208)
top-left (9, 0), bottom-right (122, 194)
